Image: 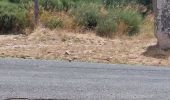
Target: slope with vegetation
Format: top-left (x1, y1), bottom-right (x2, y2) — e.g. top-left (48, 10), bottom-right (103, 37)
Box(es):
top-left (0, 0), bottom-right (152, 37)
top-left (1, 0), bottom-right (166, 66)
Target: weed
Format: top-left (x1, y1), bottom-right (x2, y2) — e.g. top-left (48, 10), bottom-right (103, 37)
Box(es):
top-left (72, 3), bottom-right (101, 29)
top-left (117, 9), bottom-right (142, 36)
top-left (96, 15), bottom-right (116, 38)
top-left (0, 1), bottom-right (32, 34)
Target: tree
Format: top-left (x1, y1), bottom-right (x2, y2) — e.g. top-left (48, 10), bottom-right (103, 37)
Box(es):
top-left (153, 0), bottom-right (170, 49)
top-left (34, 0), bottom-right (39, 25)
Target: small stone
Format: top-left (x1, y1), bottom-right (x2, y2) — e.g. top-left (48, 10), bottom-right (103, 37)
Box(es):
top-left (129, 54), bottom-right (138, 59)
top-left (65, 51), bottom-right (70, 55)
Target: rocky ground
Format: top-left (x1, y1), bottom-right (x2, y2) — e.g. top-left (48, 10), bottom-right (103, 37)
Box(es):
top-left (0, 28), bottom-right (169, 66)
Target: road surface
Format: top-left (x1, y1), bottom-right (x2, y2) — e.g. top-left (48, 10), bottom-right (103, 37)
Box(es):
top-left (0, 58), bottom-right (170, 100)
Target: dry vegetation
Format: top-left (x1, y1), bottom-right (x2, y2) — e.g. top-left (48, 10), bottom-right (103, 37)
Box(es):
top-left (0, 0), bottom-right (169, 66)
top-left (0, 16), bottom-right (169, 67)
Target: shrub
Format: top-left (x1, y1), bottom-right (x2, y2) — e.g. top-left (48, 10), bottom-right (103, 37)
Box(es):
top-left (8, 0), bottom-right (30, 3)
top-left (39, 0), bottom-right (75, 12)
top-left (8, 0), bottom-right (21, 3)
top-left (137, 0), bottom-right (153, 16)
top-left (96, 8), bottom-right (142, 37)
top-left (8, 0), bottom-right (33, 9)
top-left (72, 3), bottom-right (101, 29)
top-left (0, 1), bottom-right (32, 34)
top-left (45, 18), bottom-right (63, 29)
top-left (40, 12), bottom-right (63, 29)
top-left (117, 10), bottom-right (142, 36)
top-left (39, 0), bottom-right (63, 11)
top-left (137, 0), bottom-right (152, 6)
top-left (96, 15), bottom-right (116, 38)
top-left (61, 0), bottom-right (75, 11)
top-left (102, 0), bottom-right (138, 6)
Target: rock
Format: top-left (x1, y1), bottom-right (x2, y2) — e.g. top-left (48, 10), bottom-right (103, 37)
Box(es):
top-left (65, 51), bottom-right (71, 55)
top-left (154, 0), bottom-right (170, 49)
top-left (128, 54), bottom-right (138, 59)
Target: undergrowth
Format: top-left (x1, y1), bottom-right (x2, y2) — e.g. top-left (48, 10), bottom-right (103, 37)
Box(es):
top-left (0, 0), bottom-right (152, 37)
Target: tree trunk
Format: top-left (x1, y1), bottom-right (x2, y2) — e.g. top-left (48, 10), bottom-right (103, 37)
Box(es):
top-left (34, 0), bottom-right (39, 25)
top-left (154, 0), bottom-right (170, 49)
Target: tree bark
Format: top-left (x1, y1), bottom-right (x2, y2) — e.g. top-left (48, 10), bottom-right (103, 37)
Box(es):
top-left (154, 0), bottom-right (170, 49)
top-left (34, 0), bottom-right (39, 25)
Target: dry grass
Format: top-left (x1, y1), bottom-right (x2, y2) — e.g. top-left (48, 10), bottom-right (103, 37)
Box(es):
top-left (0, 15), bottom-right (168, 66)
top-left (0, 26), bottom-right (169, 67)
top-left (139, 14), bottom-right (155, 38)
top-left (40, 11), bottom-right (76, 31)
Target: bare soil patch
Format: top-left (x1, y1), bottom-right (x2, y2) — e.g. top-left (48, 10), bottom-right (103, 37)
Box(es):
top-left (0, 28), bottom-right (169, 66)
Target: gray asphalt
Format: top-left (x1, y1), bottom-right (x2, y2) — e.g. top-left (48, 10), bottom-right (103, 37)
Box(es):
top-left (0, 58), bottom-right (170, 100)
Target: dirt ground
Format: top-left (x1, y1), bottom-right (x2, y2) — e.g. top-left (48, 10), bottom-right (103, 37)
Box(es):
top-left (0, 28), bottom-right (170, 67)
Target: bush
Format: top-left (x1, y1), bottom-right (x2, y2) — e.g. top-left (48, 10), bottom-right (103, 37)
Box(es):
top-left (72, 3), bottom-right (101, 29)
top-left (8, 0), bottom-right (30, 3)
top-left (40, 0), bottom-right (63, 11)
top-left (96, 8), bottom-right (142, 37)
top-left (96, 15), bottom-right (116, 38)
top-left (117, 10), bottom-right (142, 36)
top-left (0, 1), bottom-right (32, 34)
top-left (0, 0), bottom-right (145, 36)
top-left (39, 0), bottom-right (75, 11)
top-left (102, 0), bottom-right (138, 6)
top-left (8, 0), bottom-right (33, 9)
top-left (40, 12), bottom-right (63, 29)
top-left (138, 0), bottom-right (153, 16)
top-left (61, 0), bottom-right (75, 11)
top-left (45, 18), bottom-right (63, 29)
top-left (137, 0), bottom-right (152, 6)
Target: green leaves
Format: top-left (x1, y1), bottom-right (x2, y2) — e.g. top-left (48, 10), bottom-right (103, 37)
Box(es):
top-left (0, 1), bottom-right (32, 34)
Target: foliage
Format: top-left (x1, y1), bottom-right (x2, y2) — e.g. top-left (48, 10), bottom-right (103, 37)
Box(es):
top-left (102, 0), bottom-right (137, 6)
top-left (117, 9), bottom-right (142, 36)
top-left (0, 1), bottom-right (32, 34)
top-left (102, 0), bottom-right (152, 7)
top-left (96, 15), bottom-right (116, 38)
top-left (8, 0), bottom-right (30, 3)
top-left (0, 0), bottom-right (150, 36)
top-left (137, 0), bottom-right (152, 6)
top-left (46, 18), bottom-right (63, 29)
top-left (39, 0), bottom-right (75, 11)
top-left (72, 3), bottom-right (101, 29)
top-left (40, 12), bottom-right (63, 29)
top-left (8, 0), bottom-right (33, 9)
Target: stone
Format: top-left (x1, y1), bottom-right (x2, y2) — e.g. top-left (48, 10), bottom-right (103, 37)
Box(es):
top-left (154, 0), bottom-right (170, 49)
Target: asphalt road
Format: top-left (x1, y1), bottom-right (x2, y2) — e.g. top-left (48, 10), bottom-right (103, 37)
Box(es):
top-left (0, 58), bottom-right (170, 100)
